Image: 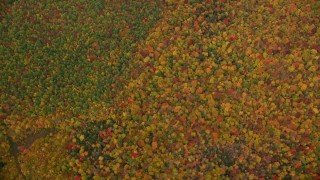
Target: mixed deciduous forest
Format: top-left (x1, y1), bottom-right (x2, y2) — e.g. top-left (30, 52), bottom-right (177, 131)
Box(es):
top-left (0, 0), bottom-right (319, 179)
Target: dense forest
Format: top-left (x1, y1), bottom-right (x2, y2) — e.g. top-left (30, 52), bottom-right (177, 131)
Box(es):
top-left (1, 0), bottom-right (319, 179)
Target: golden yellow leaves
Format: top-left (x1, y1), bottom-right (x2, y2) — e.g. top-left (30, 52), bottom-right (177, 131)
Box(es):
top-left (130, 104), bottom-right (140, 115)
top-left (112, 163), bottom-right (121, 173)
top-left (159, 55), bottom-right (167, 65)
top-left (165, 0), bottom-right (184, 5)
top-left (298, 82), bottom-right (308, 91)
top-left (173, 106), bottom-right (182, 113)
top-left (221, 103), bottom-right (232, 115)
top-left (79, 134), bottom-right (84, 141)
top-left (208, 76), bottom-right (215, 84)
top-left (288, 65), bottom-right (296, 72)
top-left (202, 51), bottom-right (209, 57)
top-left (98, 156), bottom-right (103, 161)
top-left (206, 94), bottom-right (216, 107)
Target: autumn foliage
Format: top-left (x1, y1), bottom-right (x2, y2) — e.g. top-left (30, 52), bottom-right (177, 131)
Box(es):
top-left (1, 0), bottom-right (319, 179)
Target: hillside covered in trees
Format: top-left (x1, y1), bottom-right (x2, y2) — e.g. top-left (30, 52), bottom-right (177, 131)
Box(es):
top-left (1, 0), bottom-right (319, 179)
